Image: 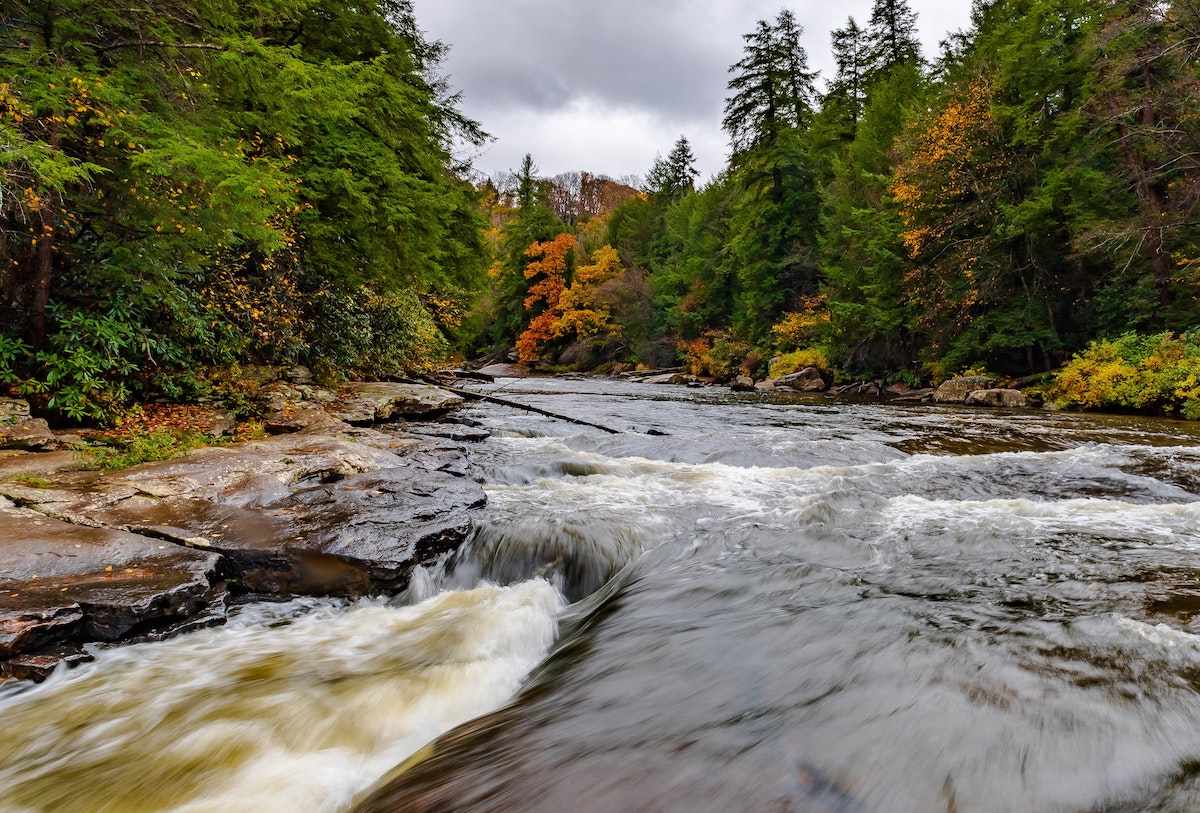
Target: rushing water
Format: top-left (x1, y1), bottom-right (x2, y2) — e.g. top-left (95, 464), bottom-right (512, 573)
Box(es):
top-left (5, 379), bottom-right (1200, 813)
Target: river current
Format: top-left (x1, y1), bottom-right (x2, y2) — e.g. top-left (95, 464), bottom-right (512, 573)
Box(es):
top-left (4, 378), bottom-right (1200, 812)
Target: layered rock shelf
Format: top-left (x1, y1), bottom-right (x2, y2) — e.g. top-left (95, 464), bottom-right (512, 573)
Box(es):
top-left (0, 384), bottom-right (488, 682)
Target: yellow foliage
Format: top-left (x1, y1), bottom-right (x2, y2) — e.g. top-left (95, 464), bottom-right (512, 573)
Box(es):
top-left (1052, 333), bottom-right (1200, 418)
top-left (770, 295), bottom-right (830, 350)
top-left (768, 348), bottom-right (833, 379)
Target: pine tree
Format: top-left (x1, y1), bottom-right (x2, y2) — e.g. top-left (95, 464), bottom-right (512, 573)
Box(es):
top-left (646, 136), bottom-right (700, 200)
top-left (722, 10), bottom-right (816, 160)
top-left (830, 17), bottom-right (871, 127)
top-left (866, 0), bottom-right (922, 80)
top-left (721, 11), bottom-right (822, 343)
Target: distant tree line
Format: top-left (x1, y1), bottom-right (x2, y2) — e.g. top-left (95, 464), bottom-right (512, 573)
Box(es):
top-left (6, 0), bottom-right (1200, 423)
top-left (472, 0), bottom-right (1200, 407)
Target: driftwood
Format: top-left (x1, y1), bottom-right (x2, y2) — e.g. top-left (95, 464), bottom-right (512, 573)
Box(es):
top-left (443, 385), bottom-right (672, 436)
top-left (442, 385), bottom-right (624, 434)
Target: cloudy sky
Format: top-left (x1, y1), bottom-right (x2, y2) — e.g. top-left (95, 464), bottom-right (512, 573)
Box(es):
top-left (413, 1), bottom-right (973, 183)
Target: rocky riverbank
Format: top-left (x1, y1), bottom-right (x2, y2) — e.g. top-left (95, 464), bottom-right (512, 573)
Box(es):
top-left (0, 383), bottom-right (486, 683)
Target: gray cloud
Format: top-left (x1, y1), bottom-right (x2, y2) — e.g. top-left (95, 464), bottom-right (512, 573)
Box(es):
top-left (415, 1), bottom-right (974, 179)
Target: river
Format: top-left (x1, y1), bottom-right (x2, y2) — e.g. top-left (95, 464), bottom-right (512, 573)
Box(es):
top-left (4, 378), bottom-right (1200, 812)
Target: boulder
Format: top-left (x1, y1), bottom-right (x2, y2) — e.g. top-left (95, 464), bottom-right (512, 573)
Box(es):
top-left (331, 383), bottom-right (464, 425)
top-left (730, 376), bottom-right (756, 392)
top-left (206, 409), bottom-right (237, 439)
top-left (264, 407), bottom-right (346, 435)
top-left (284, 365), bottom-right (314, 385)
top-left (774, 367), bottom-right (828, 392)
top-left (933, 376), bottom-right (998, 404)
top-left (964, 388), bottom-right (1029, 408)
top-left (754, 379), bottom-right (777, 392)
top-left (0, 398), bottom-right (32, 422)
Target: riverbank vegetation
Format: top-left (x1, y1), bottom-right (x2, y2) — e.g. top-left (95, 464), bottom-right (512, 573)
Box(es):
top-left (1, 0), bottom-right (485, 423)
top-left (4, 0), bottom-right (1200, 423)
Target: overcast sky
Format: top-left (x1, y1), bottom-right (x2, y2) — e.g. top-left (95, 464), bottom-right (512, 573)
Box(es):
top-left (413, 1), bottom-right (973, 184)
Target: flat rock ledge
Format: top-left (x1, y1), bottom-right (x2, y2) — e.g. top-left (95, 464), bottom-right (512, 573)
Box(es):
top-left (330, 382), bottom-right (464, 425)
top-left (0, 418), bottom-right (486, 683)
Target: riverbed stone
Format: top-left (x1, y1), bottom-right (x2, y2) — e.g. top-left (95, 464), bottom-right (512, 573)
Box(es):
top-left (964, 388), bottom-right (1029, 408)
top-left (331, 383), bottom-right (464, 425)
top-left (774, 367), bottom-right (827, 392)
top-left (731, 376), bottom-right (756, 392)
top-left (933, 376), bottom-right (998, 403)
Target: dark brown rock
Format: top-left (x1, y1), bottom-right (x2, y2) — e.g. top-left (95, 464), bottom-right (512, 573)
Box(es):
top-left (731, 376), bottom-right (756, 392)
top-left (0, 505), bottom-right (222, 678)
top-left (3, 646), bottom-right (94, 682)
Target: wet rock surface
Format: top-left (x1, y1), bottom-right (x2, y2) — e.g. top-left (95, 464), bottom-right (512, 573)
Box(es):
top-left (0, 504), bottom-right (221, 681)
top-left (331, 383), bottom-right (465, 425)
top-left (0, 405), bottom-right (486, 682)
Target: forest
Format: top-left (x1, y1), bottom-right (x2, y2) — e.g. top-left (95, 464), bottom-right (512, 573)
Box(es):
top-left (3, 0), bottom-right (1200, 422)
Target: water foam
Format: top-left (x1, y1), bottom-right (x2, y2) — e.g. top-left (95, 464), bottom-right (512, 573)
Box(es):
top-left (0, 581), bottom-right (564, 813)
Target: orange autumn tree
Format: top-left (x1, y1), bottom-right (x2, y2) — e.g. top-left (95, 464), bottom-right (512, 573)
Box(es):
top-left (517, 233), bottom-right (577, 362)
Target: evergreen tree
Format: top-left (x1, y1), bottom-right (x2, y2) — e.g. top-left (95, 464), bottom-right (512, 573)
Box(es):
top-left (0, 0), bottom-right (489, 419)
top-left (646, 136), bottom-right (700, 201)
top-left (721, 11), bottom-right (822, 343)
top-left (829, 17), bottom-right (871, 128)
top-left (723, 10), bottom-right (816, 161)
top-left (866, 0), bottom-right (922, 79)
